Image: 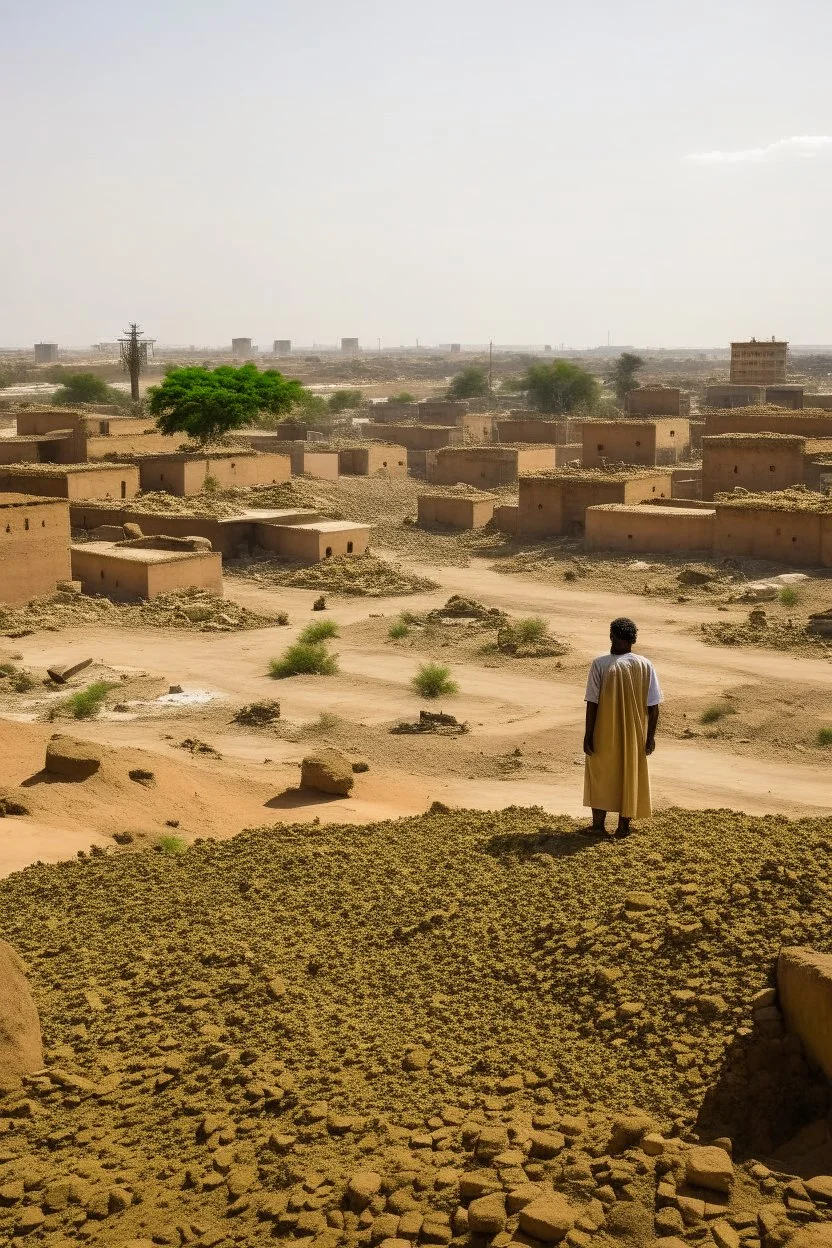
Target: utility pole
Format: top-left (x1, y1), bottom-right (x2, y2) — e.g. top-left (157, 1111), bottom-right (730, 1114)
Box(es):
top-left (488, 339), bottom-right (493, 391)
top-left (118, 323), bottom-right (154, 402)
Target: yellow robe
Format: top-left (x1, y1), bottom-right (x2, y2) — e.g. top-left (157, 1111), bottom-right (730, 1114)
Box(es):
top-left (583, 656), bottom-right (652, 819)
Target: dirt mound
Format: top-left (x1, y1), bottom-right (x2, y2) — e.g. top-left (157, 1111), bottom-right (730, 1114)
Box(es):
top-left (0, 588), bottom-right (274, 637)
top-left (1, 808), bottom-right (832, 1242)
top-left (229, 553), bottom-right (438, 597)
top-left (45, 734), bottom-right (102, 780)
top-left (0, 940), bottom-right (42, 1092)
top-left (700, 610), bottom-right (830, 653)
top-left (391, 709), bottom-right (471, 736)
top-left (233, 699), bottom-right (282, 726)
top-left (427, 594), bottom-right (507, 624)
top-left (301, 748), bottom-right (355, 795)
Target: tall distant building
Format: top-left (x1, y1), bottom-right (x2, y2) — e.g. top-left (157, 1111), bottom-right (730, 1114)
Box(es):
top-left (341, 337), bottom-right (359, 354)
top-left (730, 338), bottom-right (787, 386)
top-left (232, 337), bottom-right (253, 359)
top-left (34, 343), bottom-right (58, 363)
top-left (273, 339), bottom-right (291, 356)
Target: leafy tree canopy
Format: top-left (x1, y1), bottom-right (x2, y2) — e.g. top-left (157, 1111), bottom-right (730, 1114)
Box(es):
top-left (609, 352), bottom-right (645, 404)
top-left (521, 361), bottom-right (600, 415)
top-left (447, 367), bottom-right (489, 399)
top-left (52, 372), bottom-right (128, 406)
top-left (148, 364), bottom-right (304, 446)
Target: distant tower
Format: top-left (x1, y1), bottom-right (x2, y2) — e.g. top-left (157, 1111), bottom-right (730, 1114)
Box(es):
top-left (118, 323), bottom-right (154, 402)
top-left (34, 343), bottom-right (59, 364)
top-left (341, 337), bottom-right (359, 354)
top-left (273, 340), bottom-right (292, 356)
top-left (232, 337), bottom-right (253, 359)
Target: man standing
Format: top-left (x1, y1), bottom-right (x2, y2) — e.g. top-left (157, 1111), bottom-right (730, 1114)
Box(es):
top-left (582, 617), bottom-right (662, 837)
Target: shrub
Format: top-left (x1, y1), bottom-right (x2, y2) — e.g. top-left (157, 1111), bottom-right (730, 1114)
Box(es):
top-left (275, 610), bottom-right (290, 626)
top-left (817, 727), bottom-right (832, 747)
top-left (411, 662), bottom-right (458, 699)
top-left (389, 391), bottom-right (414, 403)
top-left (447, 367), bottom-right (489, 399)
top-left (63, 680), bottom-right (118, 720)
top-left (328, 388), bottom-right (363, 413)
top-left (308, 711), bottom-right (339, 733)
top-left (268, 642), bottom-right (338, 678)
top-left (156, 835), bottom-right (187, 855)
top-left (202, 473), bottom-right (220, 493)
top-left (700, 702), bottom-right (736, 725)
top-left (512, 617), bottom-right (547, 645)
top-left (299, 619), bottom-right (340, 643)
top-left (388, 619), bottom-right (410, 640)
top-left (779, 586), bottom-right (799, 607)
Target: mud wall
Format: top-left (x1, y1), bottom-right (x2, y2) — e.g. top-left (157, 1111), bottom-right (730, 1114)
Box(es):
top-left (0, 498), bottom-right (72, 605)
top-left (339, 446), bottom-right (407, 476)
top-left (702, 438), bottom-right (808, 499)
top-left (70, 547), bottom-right (222, 600)
top-left (496, 419), bottom-right (573, 445)
top-left (625, 387), bottom-right (688, 417)
top-left (417, 495), bottom-right (495, 528)
top-left (584, 504), bottom-right (715, 554)
top-left (704, 411), bottom-right (832, 438)
top-left (370, 424), bottom-right (459, 451)
top-left (266, 524), bottom-right (369, 560)
top-left (713, 506), bottom-right (824, 566)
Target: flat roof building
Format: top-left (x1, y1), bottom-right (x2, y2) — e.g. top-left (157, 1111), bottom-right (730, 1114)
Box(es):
top-left (341, 337), bottom-right (360, 354)
top-left (70, 538), bottom-right (222, 601)
top-left (0, 493), bottom-right (72, 605)
top-left (273, 340), bottom-right (292, 355)
top-left (34, 343), bottom-right (59, 364)
top-left (0, 463), bottom-right (139, 502)
top-left (730, 338), bottom-right (788, 386)
top-left (232, 338), bottom-right (253, 358)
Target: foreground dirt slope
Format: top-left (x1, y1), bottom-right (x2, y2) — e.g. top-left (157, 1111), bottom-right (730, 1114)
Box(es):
top-left (1, 808), bottom-right (832, 1245)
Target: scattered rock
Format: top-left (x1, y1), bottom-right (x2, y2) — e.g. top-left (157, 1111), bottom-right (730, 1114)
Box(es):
top-left (44, 734), bottom-right (102, 781)
top-left (518, 1194), bottom-right (575, 1242)
top-left (685, 1145), bottom-right (734, 1194)
top-left (46, 657), bottom-right (93, 684)
top-left (300, 749), bottom-right (355, 796)
top-left (0, 940), bottom-right (43, 1092)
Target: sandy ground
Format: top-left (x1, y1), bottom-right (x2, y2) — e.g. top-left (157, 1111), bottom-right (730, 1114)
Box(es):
top-left (1, 554), bottom-right (830, 877)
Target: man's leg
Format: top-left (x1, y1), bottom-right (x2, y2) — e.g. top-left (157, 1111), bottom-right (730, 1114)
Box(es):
top-left (578, 809), bottom-right (606, 835)
top-left (615, 816), bottom-right (632, 837)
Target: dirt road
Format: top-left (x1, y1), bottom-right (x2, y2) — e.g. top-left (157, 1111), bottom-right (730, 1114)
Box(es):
top-left (2, 557), bottom-right (830, 874)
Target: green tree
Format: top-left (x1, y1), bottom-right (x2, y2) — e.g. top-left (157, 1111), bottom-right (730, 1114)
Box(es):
top-left (609, 352), bottom-right (645, 404)
top-left (328, 388), bottom-right (363, 413)
top-left (388, 391), bottom-right (415, 403)
top-left (447, 367), bottom-right (489, 399)
top-left (522, 361), bottom-right (599, 415)
top-left (52, 372), bottom-right (128, 406)
top-left (148, 364), bottom-right (304, 446)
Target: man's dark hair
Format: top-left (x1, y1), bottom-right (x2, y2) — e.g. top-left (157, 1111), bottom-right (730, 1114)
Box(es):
top-left (610, 617), bottom-right (638, 644)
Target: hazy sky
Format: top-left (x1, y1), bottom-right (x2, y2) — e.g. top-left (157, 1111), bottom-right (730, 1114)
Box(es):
top-left (4, 0), bottom-right (832, 349)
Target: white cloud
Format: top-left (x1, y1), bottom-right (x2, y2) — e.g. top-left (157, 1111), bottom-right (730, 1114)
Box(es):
top-left (687, 135), bottom-right (832, 163)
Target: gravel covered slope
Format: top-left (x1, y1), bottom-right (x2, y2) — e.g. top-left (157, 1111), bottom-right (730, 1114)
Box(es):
top-left (1, 807), bottom-right (831, 1245)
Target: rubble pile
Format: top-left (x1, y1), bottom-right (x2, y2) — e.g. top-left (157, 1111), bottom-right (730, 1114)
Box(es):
top-left (0, 589), bottom-right (275, 637)
top-left (1, 807), bottom-right (832, 1244)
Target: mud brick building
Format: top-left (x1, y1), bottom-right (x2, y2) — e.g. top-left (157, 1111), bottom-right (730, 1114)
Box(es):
top-left (625, 387), bottom-right (690, 418)
top-left (428, 446), bottom-right (556, 488)
top-left (579, 419), bottom-right (691, 468)
top-left (0, 494), bottom-right (71, 605)
top-left (730, 338), bottom-right (788, 385)
top-left (584, 504), bottom-right (715, 555)
top-left (417, 493), bottom-right (497, 529)
top-left (136, 451), bottom-right (290, 495)
top-left (0, 463), bottom-right (139, 502)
